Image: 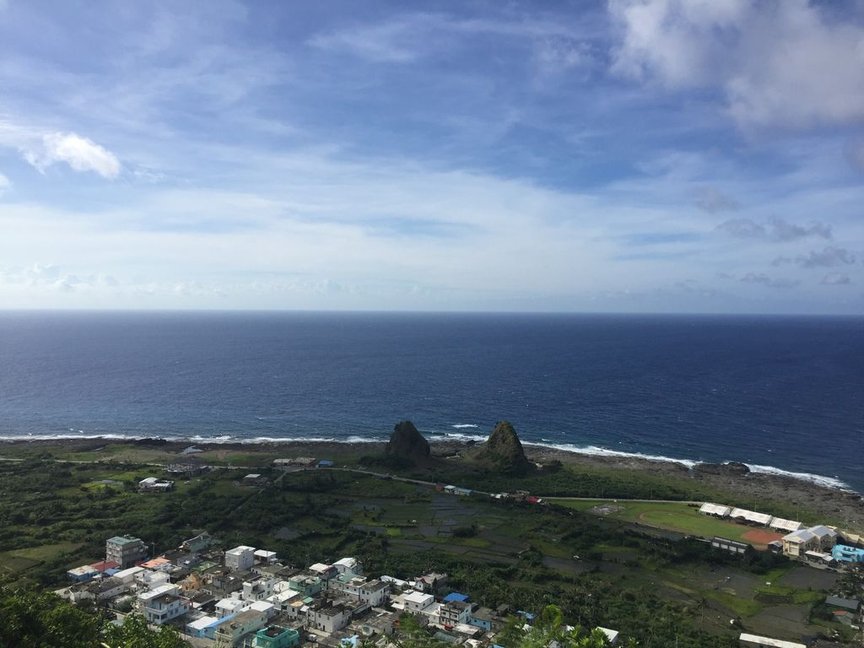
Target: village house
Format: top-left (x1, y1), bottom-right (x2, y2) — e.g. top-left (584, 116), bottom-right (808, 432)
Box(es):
top-left (214, 608), bottom-right (271, 646)
top-left (138, 476), bottom-right (174, 492)
top-left (181, 531), bottom-right (215, 553)
top-left (438, 600), bottom-right (472, 627)
top-left (252, 625), bottom-right (301, 648)
top-left (330, 575), bottom-right (389, 608)
top-left (137, 584), bottom-right (189, 625)
top-left (306, 600), bottom-right (353, 633)
top-left (225, 545), bottom-right (256, 571)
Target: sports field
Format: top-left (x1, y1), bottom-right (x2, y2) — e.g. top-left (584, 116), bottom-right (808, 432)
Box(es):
top-left (549, 499), bottom-right (783, 546)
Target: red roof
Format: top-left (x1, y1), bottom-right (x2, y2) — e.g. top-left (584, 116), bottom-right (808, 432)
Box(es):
top-left (89, 561), bottom-right (120, 572)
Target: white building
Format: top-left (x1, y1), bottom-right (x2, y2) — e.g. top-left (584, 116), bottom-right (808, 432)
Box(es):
top-left (113, 566), bottom-right (145, 584)
top-left (403, 590), bottom-right (434, 614)
top-left (332, 577), bottom-right (389, 607)
top-left (216, 597), bottom-right (247, 618)
top-left (333, 557), bottom-right (361, 576)
top-left (225, 545), bottom-right (256, 571)
top-left (138, 584), bottom-right (189, 625)
top-left (699, 503), bottom-right (731, 517)
top-left (729, 508), bottom-right (773, 526)
top-left (138, 477), bottom-right (174, 492)
top-left (254, 549), bottom-right (278, 564)
top-left (307, 603), bottom-right (352, 633)
top-left (242, 577), bottom-right (277, 601)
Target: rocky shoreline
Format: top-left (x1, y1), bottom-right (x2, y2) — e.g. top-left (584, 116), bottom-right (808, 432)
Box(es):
top-left (2, 436), bottom-right (862, 533)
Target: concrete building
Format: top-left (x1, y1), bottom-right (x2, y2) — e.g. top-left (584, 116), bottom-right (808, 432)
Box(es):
top-left (287, 574), bottom-right (323, 597)
top-left (67, 565), bottom-right (99, 583)
top-left (138, 584), bottom-right (189, 625)
top-left (187, 615), bottom-right (223, 639)
top-left (87, 576), bottom-right (127, 601)
top-left (711, 537), bottom-right (749, 555)
top-left (254, 549), bottom-right (278, 565)
top-left (782, 525), bottom-right (838, 557)
top-left (439, 600), bottom-right (472, 627)
top-left (216, 597), bottom-right (247, 618)
top-left (403, 590), bottom-right (434, 614)
top-left (331, 576), bottom-right (389, 607)
top-left (307, 602), bottom-right (352, 633)
top-left (253, 625), bottom-right (300, 648)
top-left (225, 545), bottom-right (256, 571)
top-left (106, 535), bottom-right (148, 568)
top-left (214, 609), bottom-right (269, 646)
top-left (333, 557), bottom-right (361, 576)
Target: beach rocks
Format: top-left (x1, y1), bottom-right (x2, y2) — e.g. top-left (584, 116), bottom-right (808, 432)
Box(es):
top-left (693, 461), bottom-right (751, 477)
top-left (385, 420), bottom-right (431, 462)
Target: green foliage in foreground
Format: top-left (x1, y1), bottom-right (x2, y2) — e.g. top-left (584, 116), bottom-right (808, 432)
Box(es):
top-left (0, 583), bottom-right (189, 648)
top-left (494, 605), bottom-right (632, 648)
top-left (394, 606), bottom-right (628, 648)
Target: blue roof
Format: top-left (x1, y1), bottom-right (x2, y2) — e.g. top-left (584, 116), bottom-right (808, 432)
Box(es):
top-left (443, 592), bottom-right (469, 603)
top-left (318, 459), bottom-right (334, 466)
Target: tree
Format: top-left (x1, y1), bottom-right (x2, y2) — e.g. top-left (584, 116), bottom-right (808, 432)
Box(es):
top-left (101, 613), bottom-right (191, 648)
top-left (0, 585), bottom-right (99, 648)
top-left (494, 605), bottom-right (615, 648)
top-left (0, 584), bottom-right (191, 648)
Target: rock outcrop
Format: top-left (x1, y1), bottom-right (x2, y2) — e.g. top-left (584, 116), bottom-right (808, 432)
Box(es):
top-left (473, 421), bottom-right (532, 475)
top-left (385, 420), bottom-right (431, 462)
top-left (693, 461), bottom-right (751, 478)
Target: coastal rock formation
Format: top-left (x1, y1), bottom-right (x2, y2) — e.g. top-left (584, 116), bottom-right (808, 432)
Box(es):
top-left (473, 421), bottom-right (532, 475)
top-left (693, 461), bottom-right (751, 478)
top-left (385, 420), bottom-right (431, 462)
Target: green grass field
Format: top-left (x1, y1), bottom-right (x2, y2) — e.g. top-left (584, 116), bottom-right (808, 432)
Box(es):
top-left (549, 499), bottom-right (770, 543)
top-left (0, 542), bottom-right (83, 575)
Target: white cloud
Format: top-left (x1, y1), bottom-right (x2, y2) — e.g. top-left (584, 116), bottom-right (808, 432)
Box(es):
top-left (609, 0), bottom-right (864, 128)
top-left (0, 172), bottom-right (10, 195)
top-left (23, 132), bottom-right (121, 179)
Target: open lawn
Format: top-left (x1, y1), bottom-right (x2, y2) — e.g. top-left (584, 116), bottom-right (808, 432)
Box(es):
top-left (549, 499), bottom-right (771, 544)
top-left (0, 542), bottom-right (83, 575)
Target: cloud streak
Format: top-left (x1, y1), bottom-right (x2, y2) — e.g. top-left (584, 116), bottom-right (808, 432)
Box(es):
top-left (773, 246), bottom-right (857, 269)
top-left (739, 273), bottom-right (798, 289)
top-left (715, 217), bottom-right (832, 243)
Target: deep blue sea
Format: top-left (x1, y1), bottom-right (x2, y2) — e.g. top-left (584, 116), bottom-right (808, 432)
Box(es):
top-left (0, 311), bottom-right (861, 492)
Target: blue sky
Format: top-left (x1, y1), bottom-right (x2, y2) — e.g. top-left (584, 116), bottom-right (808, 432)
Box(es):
top-left (0, 0), bottom-right (863, 313)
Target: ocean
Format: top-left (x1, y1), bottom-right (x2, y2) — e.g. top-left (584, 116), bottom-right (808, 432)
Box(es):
top-left (0, 311), bottom-right (861, 492)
